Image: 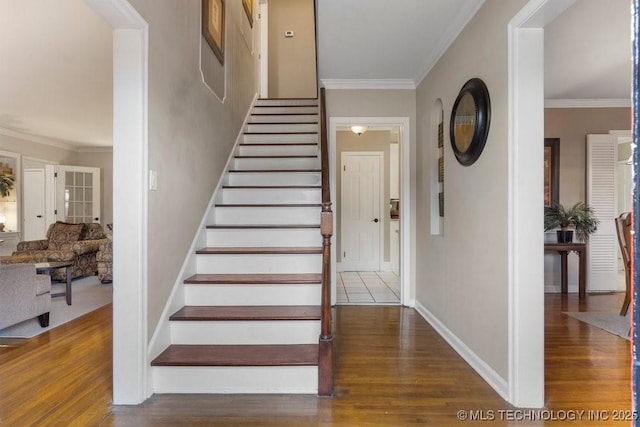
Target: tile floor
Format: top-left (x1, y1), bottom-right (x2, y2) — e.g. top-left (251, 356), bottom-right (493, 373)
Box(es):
top-left (336, 271), bottom-right (401, 305)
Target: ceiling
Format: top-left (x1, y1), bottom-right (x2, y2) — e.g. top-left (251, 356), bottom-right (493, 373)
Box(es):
top-left (0, 0), bottom-right (631, 148)
top-left (0, 0), bottom-right (112, 148)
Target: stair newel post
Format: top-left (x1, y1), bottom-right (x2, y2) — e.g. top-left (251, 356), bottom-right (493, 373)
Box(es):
top-left (317, 87), bottom-right (333, 396)
top-left (318, 206), bottom-right (333, 396)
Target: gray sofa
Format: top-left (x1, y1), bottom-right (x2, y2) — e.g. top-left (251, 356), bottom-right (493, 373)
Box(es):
top-left (0, 264), bottom-right (51, 330)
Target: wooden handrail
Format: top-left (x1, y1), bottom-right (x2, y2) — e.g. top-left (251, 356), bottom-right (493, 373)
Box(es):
top-left (317, 87), bottom-right (333, 396)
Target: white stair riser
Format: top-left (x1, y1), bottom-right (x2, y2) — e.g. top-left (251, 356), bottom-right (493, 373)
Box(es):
top-left (207, 228), bottom-right (322, 247)
top-left (249, 114), bottom-right (318, 124)
top-left (255, 99), bottom-right (317, 107)
top-left (221, 188), bottom-right (321, 204)
top-left (228, 172), bottom-right (321, 186)
top-left (252, 106), bottom-right (318, 115)
top-left (170, 320), bottom-right (320, 345)
top-left (214, 206), bottom-right (321, 225)
top-left (184, 283), bottom-right (321, 305)
top-left (238, 144), bottom-right (318, 156)
top-left (242, 133), bottom-right (318, 144)
top-left (246, 123), bottom-right (318, 133)
top-left (234, 157), bottom-right (318, 170)
top-left (153, 366), bottom-right (318, 394)
top-left (196, 253), bottom-right (321, 274)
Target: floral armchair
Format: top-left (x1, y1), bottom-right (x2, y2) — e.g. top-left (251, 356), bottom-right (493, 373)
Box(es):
top-left (13, 221), bottom-right (109, 281)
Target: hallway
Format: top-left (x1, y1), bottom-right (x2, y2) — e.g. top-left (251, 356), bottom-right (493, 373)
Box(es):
top-left (336, 271), bottom-right (400, 304)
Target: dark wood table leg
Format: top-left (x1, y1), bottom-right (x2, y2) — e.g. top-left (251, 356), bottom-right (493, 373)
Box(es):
top-left (65, 265), bottom-right (72, 305)
top-left (560, 250), bottom-right (568, 295)
top-left (578, 248), bottom-right (586, 300)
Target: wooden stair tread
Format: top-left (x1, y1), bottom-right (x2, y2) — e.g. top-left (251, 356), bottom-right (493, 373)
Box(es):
top-left (228, 169), bottom-right (321, 173)
top-left (244, 132), bottom-right (317, 135)
top-left (222, 185), bottom-right (321, 189)
top-left (240, 143), bottom-right (318, 146)
top-left (151, 344), bottom-right (319, 367)
top-left (207, 224), bottom-right (320, 229)
top-left (235, 155), bottom-right (317, 159)
top-left (196, 247), bottom-right (322, 255)
top-left (248, 122), bottom-right (318, 125)
top-left (251, 112), bottom-right (317, 116)
top-left (170, 305), bottom-right (321, 321)
top-left (184, 273), bottom-right (322, 284)
top-left (214, 203), bottom-right (322, 207)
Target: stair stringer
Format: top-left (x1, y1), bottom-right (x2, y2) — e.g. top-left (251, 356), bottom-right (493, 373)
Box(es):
top-left (146, 94), bottom-right (259, 396)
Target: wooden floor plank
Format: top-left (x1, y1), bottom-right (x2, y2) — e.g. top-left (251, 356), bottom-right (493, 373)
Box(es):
top-left (0, 293), bottom-right (632, 426)
top-left (169, 305), bottom-right (321, 321)
top-left (151, 344), bottom-right (319, 366)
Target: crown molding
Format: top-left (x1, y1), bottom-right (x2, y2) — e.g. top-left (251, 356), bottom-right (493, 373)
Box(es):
top-left (77, 146), bottom-right (114, 153)
top-left (0, 127), bottom-right (112, 151)
top-left (544, 98), bottom-right (631, 108)
top-left (321, 79), bottom-right (416, 90)
top-left (414, 0), bottom-right (486, 86)
top-left (0, 127), bottom-right (77, 150)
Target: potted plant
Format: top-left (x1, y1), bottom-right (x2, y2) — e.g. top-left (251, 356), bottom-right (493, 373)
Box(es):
top-left (544, 202), bottom-right (600, 243)
top-left (0, 172), bottom-right (14, 198)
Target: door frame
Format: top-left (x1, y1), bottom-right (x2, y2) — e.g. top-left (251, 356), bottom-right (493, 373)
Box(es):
top-left (86, 0), bottom-right (149, 404)
top-left (48, 165), bottom-right (101, 224)
top-left (508, 0), bottom-right (575, 408)
top-left (258, 0), bottom-right (269, 98)
top-left (329, 117), bottom-right (413, 307)
top-left (340, 151), bottom-right (384, 272)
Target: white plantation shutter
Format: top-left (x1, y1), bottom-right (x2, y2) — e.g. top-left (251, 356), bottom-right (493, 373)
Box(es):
top-left (586, 134), bottom-right (618, 291)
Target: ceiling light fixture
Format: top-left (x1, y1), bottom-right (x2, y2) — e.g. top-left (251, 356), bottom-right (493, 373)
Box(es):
top-left (350, 125), bottom-right (368, 136)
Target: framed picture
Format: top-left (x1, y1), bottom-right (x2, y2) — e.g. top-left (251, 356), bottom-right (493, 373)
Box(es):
top-left (202, 0), bottom-right (225, 65)
top-left (242, 0), bottom-right (253, 27)
top-left (544, 138), bottom-right (559, 210)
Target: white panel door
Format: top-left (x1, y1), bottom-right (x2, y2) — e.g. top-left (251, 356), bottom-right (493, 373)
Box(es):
top-left (23, 169), bottom-right (46, 240)
top-left (54, 166), bottom-right (101, 224)
top-left (586, 134), bottom-right (618, 291)
top-left (341, 152), bottom-right (382, 271)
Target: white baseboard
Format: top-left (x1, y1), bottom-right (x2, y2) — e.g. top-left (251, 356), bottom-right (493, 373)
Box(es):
top-left (414, 300), bottom-right (509, 402)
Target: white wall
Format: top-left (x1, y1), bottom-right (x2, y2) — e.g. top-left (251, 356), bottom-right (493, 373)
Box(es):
top-left (126, 0), bottom-right (258, 334)
top-left (268, 0), bottom-right (317, 98)
top-left (415, 0), bottom-right (528, 385)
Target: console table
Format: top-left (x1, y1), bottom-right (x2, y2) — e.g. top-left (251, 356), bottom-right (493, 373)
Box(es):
top-left (544, 242), bottom-right (586, 299)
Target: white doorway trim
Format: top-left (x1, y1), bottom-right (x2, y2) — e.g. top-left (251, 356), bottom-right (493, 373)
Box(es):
top-left (329, 117), bottom-right (413, 307)
top-left (508, 0), bottom-right (574, 408)
top-left (85, 0), bottom-right (149, 404)
top-left (258, 0), bottom-right (268, 98)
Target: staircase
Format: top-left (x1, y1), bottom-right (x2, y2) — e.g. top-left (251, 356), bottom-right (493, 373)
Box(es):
top-left (151, 98), bottom-right (330, 394)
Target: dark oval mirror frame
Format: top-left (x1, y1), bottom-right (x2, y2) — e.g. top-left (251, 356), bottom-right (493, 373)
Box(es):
top-left (449, 78), bottom-right (491, 166)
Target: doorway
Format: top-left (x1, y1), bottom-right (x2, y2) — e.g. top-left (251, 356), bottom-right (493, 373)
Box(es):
top-left (329, 117), bottom-right (411, 307)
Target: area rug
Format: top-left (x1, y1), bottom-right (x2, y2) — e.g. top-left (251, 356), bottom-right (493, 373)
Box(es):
top-left (564, 311), bottom-right (631, 340)
top-left (0, 276), bottom-right (112, 338)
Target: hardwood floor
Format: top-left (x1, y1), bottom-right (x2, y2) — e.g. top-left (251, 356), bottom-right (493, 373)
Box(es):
top-left (0, 293), bottom-right (631, 426)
